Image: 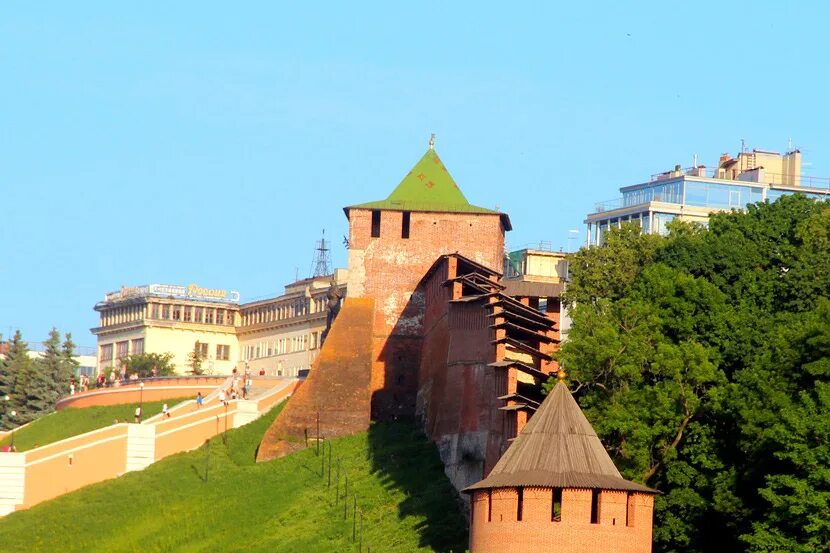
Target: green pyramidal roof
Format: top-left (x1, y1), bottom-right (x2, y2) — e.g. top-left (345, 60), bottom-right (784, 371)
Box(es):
top-left (345, 148), bottom-right (512, 230)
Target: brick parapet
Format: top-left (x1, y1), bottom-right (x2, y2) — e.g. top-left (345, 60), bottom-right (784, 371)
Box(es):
top-left (469, 487), bottom-right (654, 553)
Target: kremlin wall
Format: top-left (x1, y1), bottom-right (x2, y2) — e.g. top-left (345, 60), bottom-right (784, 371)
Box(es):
top-left (255, 144), bottom-right (656, 552)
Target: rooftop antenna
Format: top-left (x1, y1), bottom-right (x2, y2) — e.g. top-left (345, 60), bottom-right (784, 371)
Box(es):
top-left (787, 137), bottom-right (793, 152)
top-left (429, 133), bottom-right (436, 150)
top-left (693, 153), bottom-right (698, 168)
top-left (310, 229), bottom-right (332, 278)
top-left (741, 138), bottom-right (746, 154)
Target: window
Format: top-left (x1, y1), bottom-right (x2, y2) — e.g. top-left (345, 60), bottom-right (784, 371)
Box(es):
top-left (162, 305), bottom-right (170, 319)
top-left (131, 339), bottom-right (144, 355)
top-left (194, 307), bottom-right (203, 323)
top-left (590, 489), bottom-right (600, 524)
top-left (205, 309), bottom-right (214, 324)
top-left (216, 310), bottom-right (225, 325)
top-left (100, 344), bottom-right (113, 362)
top-left (172, 305), bottom-right (181, 320)
top-left (552, 488), bottom-right (562, 521)
top-left (371, 210), bottom-right (381, 237)
top-left (195, 341), bottom-right (208, 357)
top-left (517, 487), bottom-right (524, 521)
top-left (150, 304), bottom-right (159, 319)
top-left (401, 211), bottom-right (411, 238)
top-left (626, 492), bottom-right (635, 527)
top-left (116, 341), bottom-right (129, 360)
top-left (310, 332), bottom-right (318, 350)
top-left (183, 307), bottom-right (192, 322)
top-left (216, 344), bottom-right (230, 361)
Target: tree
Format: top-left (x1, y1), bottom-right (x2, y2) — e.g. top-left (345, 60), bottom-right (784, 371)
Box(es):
top-left (61, 333), bottom-right (79, 384)
top-left (123, 352), bottom-right (176, 378)
top-left (39, 328), bottom-right (64, 403)
top-left (560, 195), bottom-right (830, 552)
top-left (564, 222), bottom-right (663, 308)
top-left (1, 330), bottom-right (52, 426)
top-left (187, 341), bottom-right (205, 375)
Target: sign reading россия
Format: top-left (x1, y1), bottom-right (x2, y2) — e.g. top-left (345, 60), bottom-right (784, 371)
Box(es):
top-left (104, 284), bottom-right (241, 303)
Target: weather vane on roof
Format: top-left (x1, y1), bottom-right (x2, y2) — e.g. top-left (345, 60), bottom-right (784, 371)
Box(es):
top-left (429, 133), bottom-right (435, 150)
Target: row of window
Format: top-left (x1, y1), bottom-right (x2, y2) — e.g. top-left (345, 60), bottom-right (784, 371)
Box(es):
top-left (149, 304), bottom-right (233, 325)
top-left (478, 488), bottom-right (637, 527)
top-left (98, 339), bottom-right (230, 362)
top-left (99, 339), bottom-right (143, 362)
top-left (101, 303), bottom-right (236, 327)
top-left (370, 210), bottom-right (411, 239)
top-left (240, 296), bottom-right (328, 326)
top-left (242, 332), bottom-right (319, 360)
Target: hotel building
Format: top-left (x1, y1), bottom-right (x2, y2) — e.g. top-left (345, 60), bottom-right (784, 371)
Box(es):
top-left (92, 271), bottom-right (347, 377)
top-left (585, 147), bottom-right (830, 246)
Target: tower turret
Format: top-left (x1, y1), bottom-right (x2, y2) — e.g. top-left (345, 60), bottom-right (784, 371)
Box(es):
top-left (465, 379), bottom-right (657, 552)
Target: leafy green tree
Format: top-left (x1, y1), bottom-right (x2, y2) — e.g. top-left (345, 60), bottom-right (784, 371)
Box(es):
top-left (187, 341), bottom-right (204, 375)
top-left (564, 222), bottom-right (663, 308)
top-left (123, 352), bottom-right (176, 378)
top-left (561, 195), bottom-right (830, 552)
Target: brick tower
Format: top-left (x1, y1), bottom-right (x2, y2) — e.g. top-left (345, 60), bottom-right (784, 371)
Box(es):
top-left (343, 144), bottom-right (511, 420)
top-left (464, 377), bottom-right (657, 553)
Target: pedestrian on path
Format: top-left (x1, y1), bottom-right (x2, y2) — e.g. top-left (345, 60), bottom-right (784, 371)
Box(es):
top-left (196, 392), bottom-right (203, 409)
top-left (134, 406), bottom-right (142, 423)
top-left (162, 404), bottom-right (170, 418)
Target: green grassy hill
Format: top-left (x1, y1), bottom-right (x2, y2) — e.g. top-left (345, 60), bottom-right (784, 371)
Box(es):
top-left (0, 402), bottom-right (469, 553)
top-left (0, 398), bottom-right (191, 452)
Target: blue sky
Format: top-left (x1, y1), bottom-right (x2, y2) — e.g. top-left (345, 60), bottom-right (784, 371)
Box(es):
top-left (2, 1), bottom-right (830, 348)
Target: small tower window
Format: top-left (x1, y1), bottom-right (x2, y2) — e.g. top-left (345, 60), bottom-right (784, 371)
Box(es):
top-left (401, 211), bottom-right (411, 239)
top-left (516, 487), bottom-right (524, 521)
top-left (371, 210), bottom-right (381, 238)
top-left (626, 492), bottom-right (635, 527)
top-left (487, 489), bottom-right (492, 522)
top-left (590, 489), bottom-right (600, 524)
top-left (552, 488), bottom-right (562, 521)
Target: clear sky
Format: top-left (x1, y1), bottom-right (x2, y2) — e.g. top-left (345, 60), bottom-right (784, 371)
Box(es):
top-left (2, 1), bottom-right (830, 349)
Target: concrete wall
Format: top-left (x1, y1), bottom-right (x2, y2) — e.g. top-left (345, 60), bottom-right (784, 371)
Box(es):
top-left (346, 208), bottom-right (505, 420)
top-left (0, 379), bottom-right (298, 514)
top-left (56, 377), bottom-right (228, 409)
top-left (469, 488), bottom-right (654, 553)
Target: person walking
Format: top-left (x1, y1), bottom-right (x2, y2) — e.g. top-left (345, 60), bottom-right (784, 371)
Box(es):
top-left (218, 389), bottom-right (226, 406)
top-left (196, 392), bottom-right (203, 409)
top-left (162, 403), bottom-right (170, 418)
top-left (134, 406), bottom-right (142, 423)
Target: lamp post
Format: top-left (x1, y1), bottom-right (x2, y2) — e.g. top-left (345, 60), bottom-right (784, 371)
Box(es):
top-left (138, 381), bottom-right (145, 423)
top-left (9, 410), bottom-right (16, 451)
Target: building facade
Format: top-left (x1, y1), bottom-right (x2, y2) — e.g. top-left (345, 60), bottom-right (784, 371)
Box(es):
top-left (237, 270), bottom-right (347, 377)
top-left (585, 147), bottom-right (830, 246)
top-left (92, 274), bottom-right (346, 376)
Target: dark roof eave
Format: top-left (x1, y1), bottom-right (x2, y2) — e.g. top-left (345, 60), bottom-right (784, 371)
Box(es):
top-left (463, 472), bottom-right (659, 495)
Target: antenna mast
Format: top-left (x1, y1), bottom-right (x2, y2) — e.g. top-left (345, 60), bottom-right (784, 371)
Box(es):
top-left (310, 229), bottom-right (332, 278)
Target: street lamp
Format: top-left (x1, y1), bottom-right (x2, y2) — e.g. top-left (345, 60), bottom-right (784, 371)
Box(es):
top-left (138, 381), bottom-right (145, 423)
top-left (9, 410), bottom-right (16, 451)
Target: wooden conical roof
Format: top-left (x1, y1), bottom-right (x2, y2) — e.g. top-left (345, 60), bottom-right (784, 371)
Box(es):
top-left (465, 381), bottom-right (656, 493)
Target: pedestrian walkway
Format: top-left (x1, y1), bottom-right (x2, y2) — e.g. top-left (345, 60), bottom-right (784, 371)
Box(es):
top-left (0, 377), bottom-right (300, 516)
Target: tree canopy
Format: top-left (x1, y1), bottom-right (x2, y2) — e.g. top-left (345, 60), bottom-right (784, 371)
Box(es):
top-left (560, 195), bottom-right (830, 552)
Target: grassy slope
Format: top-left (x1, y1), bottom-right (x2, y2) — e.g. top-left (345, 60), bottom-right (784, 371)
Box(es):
top-left (0, 403), bottom-right (469, 553)
top-left (0, 398), bottom-right (191, 451)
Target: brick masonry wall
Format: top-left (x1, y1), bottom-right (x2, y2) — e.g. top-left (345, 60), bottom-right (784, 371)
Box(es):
top-left (469, 488), bottom-right (654, 553)
top-left (346, 208), bottom-right (505, 420)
